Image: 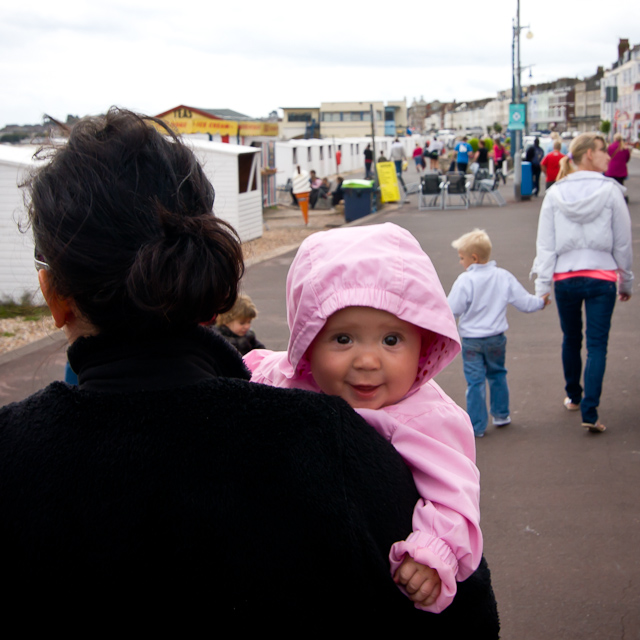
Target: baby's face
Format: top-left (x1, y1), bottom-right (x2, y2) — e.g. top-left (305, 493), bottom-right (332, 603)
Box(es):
top-left (307, 306), bottom-right (421, 410)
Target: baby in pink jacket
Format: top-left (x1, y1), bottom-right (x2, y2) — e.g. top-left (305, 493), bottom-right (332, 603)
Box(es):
top-left (245, 223), bottom-right (482, 613)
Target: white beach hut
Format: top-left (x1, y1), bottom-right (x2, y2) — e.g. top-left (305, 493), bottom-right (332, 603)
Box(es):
top-left (0, 145), bottom-right (43, 303)
top-left (188, 140), bottom-right (262, 242)
top-left (0, 138), bottom-right (262, 304)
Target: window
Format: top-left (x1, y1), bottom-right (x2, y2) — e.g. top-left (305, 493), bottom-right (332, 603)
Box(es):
top-left (319, 147), bottom-right (324, 160)
top-left (321, 112), bottom-right (342, 122)
top-left (328, 145), bottom-right (332, 158)
top-left (288, 112), bottom-right (312, 122)
top-left (292, 148), bottom-right (298, 164)
top-left (307, 148), bottom-right (312, 162)
top-left (238, 153), bottom-right (257, 193)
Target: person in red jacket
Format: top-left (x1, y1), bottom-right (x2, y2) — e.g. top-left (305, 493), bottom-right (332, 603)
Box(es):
top-left (541, 141), bottom-right (565, 189)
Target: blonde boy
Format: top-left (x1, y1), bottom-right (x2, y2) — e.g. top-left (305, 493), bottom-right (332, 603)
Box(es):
top-left (448, 229), bottom-right (549, 437)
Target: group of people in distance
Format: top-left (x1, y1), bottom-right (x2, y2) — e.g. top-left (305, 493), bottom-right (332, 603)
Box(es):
top-left (530, 132), bottom-right (632, 198)
top-left (290, 167), bottom-right (345, 209)
top-left (0, 108), bottom-right (631, 630)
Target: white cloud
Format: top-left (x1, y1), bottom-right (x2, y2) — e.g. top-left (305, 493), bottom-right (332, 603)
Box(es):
top-left (2, 0), bottom-right (639, 126)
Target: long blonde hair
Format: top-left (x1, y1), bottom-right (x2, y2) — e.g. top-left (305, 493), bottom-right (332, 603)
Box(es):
top-left (557, 132), bottom-right (606, 181)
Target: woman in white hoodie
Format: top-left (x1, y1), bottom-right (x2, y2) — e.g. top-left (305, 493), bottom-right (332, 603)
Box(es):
top-left (532, 133), bottom-right (633, 433)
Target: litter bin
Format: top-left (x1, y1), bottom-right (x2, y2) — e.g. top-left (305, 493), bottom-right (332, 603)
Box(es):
top-left (521, 161), bottom-right (532, 198)
top-left (342, 179), bottom-right (376, 222)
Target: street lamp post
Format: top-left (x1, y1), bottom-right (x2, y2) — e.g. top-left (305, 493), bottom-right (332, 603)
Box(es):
top-left (511, 0), bottom-right (531, 201)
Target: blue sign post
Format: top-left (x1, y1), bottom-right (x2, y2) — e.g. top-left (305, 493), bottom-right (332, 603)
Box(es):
top-left (509, 104), bottom-right (526, 131)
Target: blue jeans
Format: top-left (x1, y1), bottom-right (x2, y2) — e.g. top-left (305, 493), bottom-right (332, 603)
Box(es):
top-left (462, 334), bottom-right (509, 436)
top-left (554, 277), bottom-right (616, 424)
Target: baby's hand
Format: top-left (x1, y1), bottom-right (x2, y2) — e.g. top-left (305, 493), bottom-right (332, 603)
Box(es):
top-left (541, 293), bottom-right (551, 307)
top-left (393, 554), bottom-right (441, 608)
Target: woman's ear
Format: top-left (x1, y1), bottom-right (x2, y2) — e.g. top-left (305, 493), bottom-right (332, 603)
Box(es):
top-left (38, 269), bottom-right (74, 329)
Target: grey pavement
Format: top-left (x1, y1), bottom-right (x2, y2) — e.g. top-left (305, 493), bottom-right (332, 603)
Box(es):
top-left (2, 158), bottom-right (639, 638)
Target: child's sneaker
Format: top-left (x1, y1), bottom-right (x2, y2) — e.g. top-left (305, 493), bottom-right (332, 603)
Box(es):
top-left (493, 416), bottom-right (511, 427)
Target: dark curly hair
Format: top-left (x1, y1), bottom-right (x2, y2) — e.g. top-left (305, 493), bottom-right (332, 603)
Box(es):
top-left (23, 108), bottom-right (244, 335)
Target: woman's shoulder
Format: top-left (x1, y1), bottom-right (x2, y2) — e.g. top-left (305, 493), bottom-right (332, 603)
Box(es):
top-left (0, 382), bottom-right (74, 425)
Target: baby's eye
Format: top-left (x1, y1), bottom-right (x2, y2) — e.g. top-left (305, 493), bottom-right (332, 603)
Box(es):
top-left (383, 334), bottom-right (400, 346)
top-left (335, 334), bottom-right (352, 345)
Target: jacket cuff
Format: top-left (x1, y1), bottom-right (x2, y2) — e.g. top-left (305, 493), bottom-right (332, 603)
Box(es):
top-left (389, 532), bottom-right (458, 614)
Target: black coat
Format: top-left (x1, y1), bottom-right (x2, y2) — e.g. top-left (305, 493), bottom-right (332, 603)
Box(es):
top-left (212, 323), bottom-right (265, 356)
top-left (0, 327), bottom-right (498, 633)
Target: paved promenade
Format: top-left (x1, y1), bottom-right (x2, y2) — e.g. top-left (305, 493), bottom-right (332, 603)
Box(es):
top-left (1, 159), bottom-right (638, 638)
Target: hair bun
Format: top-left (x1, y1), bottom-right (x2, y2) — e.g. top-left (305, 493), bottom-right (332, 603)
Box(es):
top-left (126, 212), bottom-right (243, 329)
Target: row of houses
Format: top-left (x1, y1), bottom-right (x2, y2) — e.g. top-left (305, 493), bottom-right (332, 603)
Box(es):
top-left (407, 39), bottom-right (640, 142)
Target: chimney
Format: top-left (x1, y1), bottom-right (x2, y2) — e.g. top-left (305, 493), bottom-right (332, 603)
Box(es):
top-left (618, 38), bottom-right (630, 61)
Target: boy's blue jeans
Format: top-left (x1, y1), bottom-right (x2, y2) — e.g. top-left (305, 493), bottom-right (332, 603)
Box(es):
top-left (554, 277), bottom-right (616, 424)
top-left (462, 334), bottom-right (509, 436)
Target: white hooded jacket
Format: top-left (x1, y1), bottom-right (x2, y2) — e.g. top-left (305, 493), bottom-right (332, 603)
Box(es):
top-left (531, 171), bottom-right (633, 296)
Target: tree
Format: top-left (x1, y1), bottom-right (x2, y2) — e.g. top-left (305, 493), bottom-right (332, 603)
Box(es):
top-left (600, 120), bottom-right (611, 135)
top-left (493, 122), bottom-right (503, 134)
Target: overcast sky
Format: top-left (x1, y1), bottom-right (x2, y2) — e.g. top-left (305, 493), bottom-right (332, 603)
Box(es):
top-left (2, 0), bottom-right (639, 128)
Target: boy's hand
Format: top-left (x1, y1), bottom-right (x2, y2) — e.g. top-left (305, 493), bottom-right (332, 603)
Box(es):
top-left (393, 555), bottom-right (442, 608)
top-left (541, 293), bottom-right (551, 307)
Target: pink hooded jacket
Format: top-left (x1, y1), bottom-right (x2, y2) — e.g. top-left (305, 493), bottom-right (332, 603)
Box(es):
top-left (245, 223), bottom-right (482, 613)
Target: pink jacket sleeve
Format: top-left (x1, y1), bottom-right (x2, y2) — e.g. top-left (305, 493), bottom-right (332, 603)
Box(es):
top-left (357, 386), bottom-right (482, 614)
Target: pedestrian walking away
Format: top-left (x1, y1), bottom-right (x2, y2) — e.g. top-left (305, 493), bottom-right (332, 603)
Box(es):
top-left (455, 137), bottom-right (473, 174)
top-left (541, 140), bottom-right (565, 189)
top-left (448, 229), bottom-right (549, 438)
top-left (364, 143), bottom-right (373, 179)
top-left (531, 132), bottom-right (633, 434)
top-left (526, 137), bottom-right (545, 196)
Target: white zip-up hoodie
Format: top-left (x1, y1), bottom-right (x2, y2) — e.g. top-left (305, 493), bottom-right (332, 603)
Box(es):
top-left (531, 171), bottom-right (633, 296)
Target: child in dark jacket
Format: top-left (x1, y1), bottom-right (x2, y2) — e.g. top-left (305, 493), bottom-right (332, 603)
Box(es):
top-left (212, 294), bottom-right (265, 356)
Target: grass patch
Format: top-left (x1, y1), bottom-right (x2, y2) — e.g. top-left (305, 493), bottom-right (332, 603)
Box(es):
top-left (0, 299), bottom-right (51, 321)
top-left (2, 332), bottom-right (16, 337)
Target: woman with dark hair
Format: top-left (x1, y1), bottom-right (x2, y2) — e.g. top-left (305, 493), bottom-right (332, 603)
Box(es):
top-left (0, 109), bottom-right (498, 631)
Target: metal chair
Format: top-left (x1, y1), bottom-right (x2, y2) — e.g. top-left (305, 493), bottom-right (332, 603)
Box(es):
top-left (418, 173), bottom-right (446, 210)
top-left (443, 172), bottom-right (472, 209)
top-left (475, 175), bottom-right (507, 207)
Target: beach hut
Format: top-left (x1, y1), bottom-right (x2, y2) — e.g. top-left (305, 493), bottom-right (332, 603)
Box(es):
top-left (0, 145), bottom-right (43, 303)
top-left (188, 139), bottom-right (263, 242)
top-left (0, 138), bottom-right (262, 305)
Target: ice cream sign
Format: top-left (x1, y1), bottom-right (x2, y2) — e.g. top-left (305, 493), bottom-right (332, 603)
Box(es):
top-left (156, 106), bottom-right (278, 136)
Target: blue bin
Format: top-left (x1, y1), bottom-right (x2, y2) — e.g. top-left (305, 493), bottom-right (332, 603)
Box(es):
top-left (521, 161), bottom-right (532, 198)
top-left (343, 182), bottom-right (376, 222)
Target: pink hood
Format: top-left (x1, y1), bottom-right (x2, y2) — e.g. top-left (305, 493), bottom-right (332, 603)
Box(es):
top-left (273, 222), bottom-right (460, 394)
